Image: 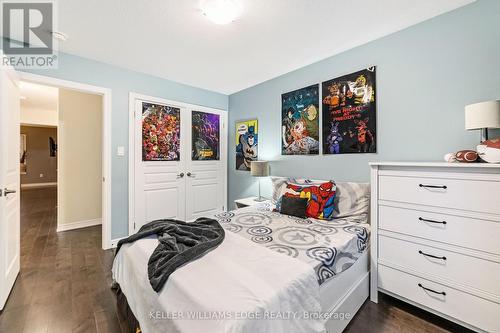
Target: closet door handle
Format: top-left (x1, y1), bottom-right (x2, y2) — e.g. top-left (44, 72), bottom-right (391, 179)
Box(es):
top-left (419, 250), bottom-right (446, 261)
top-left (419, 184), bottom-right (447, 189)
top-left (187, 172), bottom-right (196, 178)
top-left (177, 173), bottom-right (185, 178)
top-left (418, 283), bottom-right (446, 296)
top-left (419, 217), bottom-right (447, 225)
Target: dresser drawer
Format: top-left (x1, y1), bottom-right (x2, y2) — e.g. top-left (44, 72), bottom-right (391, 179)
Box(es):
top-left (379, 175), bottom-right (500, 214)
top-left (379, 235), bottom-right (500, 296)
top-left (378, 265), bottom-right (500, 333)
top-left (379, 205), bottom-right (500, 255)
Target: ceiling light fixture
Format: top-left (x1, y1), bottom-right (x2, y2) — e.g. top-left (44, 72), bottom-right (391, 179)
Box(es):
top-left (201, 0), bottom-right (242, 25)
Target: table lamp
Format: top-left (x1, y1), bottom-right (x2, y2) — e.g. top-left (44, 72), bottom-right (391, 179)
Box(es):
top-left (250, 161), bottom-right (269, 202)
top-left (465, 100), bottom-right (500, 142)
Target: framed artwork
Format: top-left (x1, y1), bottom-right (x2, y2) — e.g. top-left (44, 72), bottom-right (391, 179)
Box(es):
top-left (322, 67), bottom-right (376, 154)
top-left (235, 119), bottom-right (258, 171)
top-left (192, 111), bottom-right (220, 160)
top-left (142, 102), bottom-right (181, 161)
top-left (281, 84), bottom-right (320, 155)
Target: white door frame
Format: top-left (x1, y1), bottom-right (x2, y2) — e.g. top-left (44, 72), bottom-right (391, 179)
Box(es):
top-left (128, 92), bottom-right (228, 235)
top-left (19, 72), bottom-right (113, 250)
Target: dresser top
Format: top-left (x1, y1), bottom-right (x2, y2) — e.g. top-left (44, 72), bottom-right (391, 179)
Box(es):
top-left (369, 161), bottom-right (500, 168)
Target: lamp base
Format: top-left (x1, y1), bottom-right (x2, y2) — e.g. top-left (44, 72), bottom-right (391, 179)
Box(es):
top-left (480, 128), bottom-right (489, 143)
top-left (254, 196), bottom-right (267, 202)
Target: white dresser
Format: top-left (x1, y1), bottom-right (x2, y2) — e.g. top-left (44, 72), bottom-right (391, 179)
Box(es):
top-left (370, 162), bottom-right (500, 333)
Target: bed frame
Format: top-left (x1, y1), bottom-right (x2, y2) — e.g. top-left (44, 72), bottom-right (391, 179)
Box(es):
top-left (114, 251), bottom-right (369, 333)
top-left (323, 251), bottom-right (369, 332)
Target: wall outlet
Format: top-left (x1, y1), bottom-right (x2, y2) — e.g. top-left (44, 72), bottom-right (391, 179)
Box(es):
top-left (39, 173), bottom-right (44, 178)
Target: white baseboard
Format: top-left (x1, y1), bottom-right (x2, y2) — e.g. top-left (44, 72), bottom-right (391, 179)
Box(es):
top-left (21, 182), bottom-right (57, 189)
top-left (57, 218), bottom-right (102, 232)
top-left (110, 236), bottom-right (127, 249)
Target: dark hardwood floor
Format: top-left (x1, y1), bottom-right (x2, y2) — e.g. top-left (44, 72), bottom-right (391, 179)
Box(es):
top-left (0, 187), bottom-right (125, 333)
top-left (0, 187), bottom-right (472, 333)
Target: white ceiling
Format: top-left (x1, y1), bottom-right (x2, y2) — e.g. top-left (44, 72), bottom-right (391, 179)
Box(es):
top-left (20, 81), bottom-right (58, 110)
top-left (52, 0), bottom-right (475, 94)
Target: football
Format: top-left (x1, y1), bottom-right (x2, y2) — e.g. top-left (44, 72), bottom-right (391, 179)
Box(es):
top-left (454, 150), bottom-right (478, 163)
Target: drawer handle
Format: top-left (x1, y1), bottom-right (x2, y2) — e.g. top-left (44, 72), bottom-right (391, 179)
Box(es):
top-left (418, 283), bottom-right (446, 296)
top-left (419, 184), bottom-right (447, 189)
top-left (419, 217), bottom-right (447, 225)
top-left (419, 250), bottom-right (446, 261)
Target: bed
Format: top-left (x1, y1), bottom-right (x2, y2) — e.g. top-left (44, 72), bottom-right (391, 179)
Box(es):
top-left (112, 181), bottom-right (370, 333)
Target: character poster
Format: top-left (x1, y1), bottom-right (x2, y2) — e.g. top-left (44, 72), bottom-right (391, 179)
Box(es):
top-left (142, 102), bottom-right (181, 161)
top-left (192, 111), bottom-right (220, 160)
top-left (281, 84), bottom-right (320, 155)
top-left (322, 67), bottom-right (376, 154)
top-left (235, 119), bottom-right (258, 171)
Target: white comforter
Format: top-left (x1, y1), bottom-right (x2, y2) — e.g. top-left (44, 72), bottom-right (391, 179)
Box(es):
top-left (112, 230), bottom-right (326, 333)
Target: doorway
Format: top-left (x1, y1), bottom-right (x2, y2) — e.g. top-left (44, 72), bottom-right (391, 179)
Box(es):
top-left (0, 66), bottom-right (111, 313)
top-left (19, 72), bottom-right (112, 250)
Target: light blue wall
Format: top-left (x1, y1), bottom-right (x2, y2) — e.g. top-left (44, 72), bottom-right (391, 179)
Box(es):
top-left (228, 0), bottom-right (500, 205)
top-left (19, 52), bottom-right (228, 239)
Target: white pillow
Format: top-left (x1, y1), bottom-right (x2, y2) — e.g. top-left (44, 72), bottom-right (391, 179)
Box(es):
top-left (333, 182), bottom-right (370, 218)
top-left (270, 177), bottom-right (330, 203)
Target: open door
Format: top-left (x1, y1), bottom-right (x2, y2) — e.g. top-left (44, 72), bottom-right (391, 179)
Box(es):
top-left (0, 55), bottom-right (21, 310)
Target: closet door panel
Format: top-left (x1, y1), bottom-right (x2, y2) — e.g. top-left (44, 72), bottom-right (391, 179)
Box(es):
top-left (185, 109), bottom-right (226, 220)
top-left (134, 100), bottom-right (186, 231)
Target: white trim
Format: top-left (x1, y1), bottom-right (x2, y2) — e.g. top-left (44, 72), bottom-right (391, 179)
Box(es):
top-left (21, 182), bottom-right (57, 189)
top-left (370, 164), bottom-right (379, 303)
top-left (369, 161), bottom-right (500, 169)
top-left (56, 218), bottom-right (102, 232)
top-left (325, 272), bottom-right (369, 333)
top-left (18, 72), bottom-right (113, 250)
top-left (128, 92), bottom-right (228, 235)
top-left (20, 123), bottom-right (57, 128)
top-left (110, 236), bottom-right (127, 249)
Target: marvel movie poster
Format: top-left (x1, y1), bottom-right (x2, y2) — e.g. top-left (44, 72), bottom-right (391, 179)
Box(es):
top-left (281, 84), bottom-right (320, 155)
top-left (235, 119), bottom-right (258, 171)
top-left (322, 67), bottom-right (376, 154)
top-left (142, 102), bottom-right (180, 161)
top-left (192, 111), bottom-right (220, 160)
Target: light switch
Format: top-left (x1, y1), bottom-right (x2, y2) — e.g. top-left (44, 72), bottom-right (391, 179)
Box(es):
top-left (117, 146), bottom-right (125, 156)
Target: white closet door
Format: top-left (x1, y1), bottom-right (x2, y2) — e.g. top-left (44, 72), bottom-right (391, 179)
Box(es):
top-left (185, 109), bottom-right (227, 220)
top-left (134, 100), bottom-right (187, 231)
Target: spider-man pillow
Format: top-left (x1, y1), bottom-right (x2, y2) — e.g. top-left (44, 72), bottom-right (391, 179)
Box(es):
top-left (281, 180), bottom-right (337, 220)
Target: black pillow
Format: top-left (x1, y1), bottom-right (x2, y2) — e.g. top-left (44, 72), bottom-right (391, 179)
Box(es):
top-left (280, 196), bottom-right (308, 218)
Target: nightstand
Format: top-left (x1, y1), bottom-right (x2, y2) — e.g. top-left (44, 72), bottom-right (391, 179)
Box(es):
top-left (234, 197), bottom-right (260, 209)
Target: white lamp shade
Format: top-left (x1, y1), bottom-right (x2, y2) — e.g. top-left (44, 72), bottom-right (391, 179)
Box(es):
top-left (465, 100), bottom-right (500, 130)
top-left (250, 161), bottom-right (269, 177)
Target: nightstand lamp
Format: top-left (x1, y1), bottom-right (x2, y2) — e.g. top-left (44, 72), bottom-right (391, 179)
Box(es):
top-left (465, 100), bottom-right (500, 142)
top-left (250, 161), bottom-right (269, 202)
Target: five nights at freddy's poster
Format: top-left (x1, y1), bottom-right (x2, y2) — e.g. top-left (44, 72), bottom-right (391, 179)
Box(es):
top-left (281, 84), bottom-right (320, 155)
top-left (322, 67), bottom-right (376, 154)
top-left (192, 111), bottom-right (220, 160)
